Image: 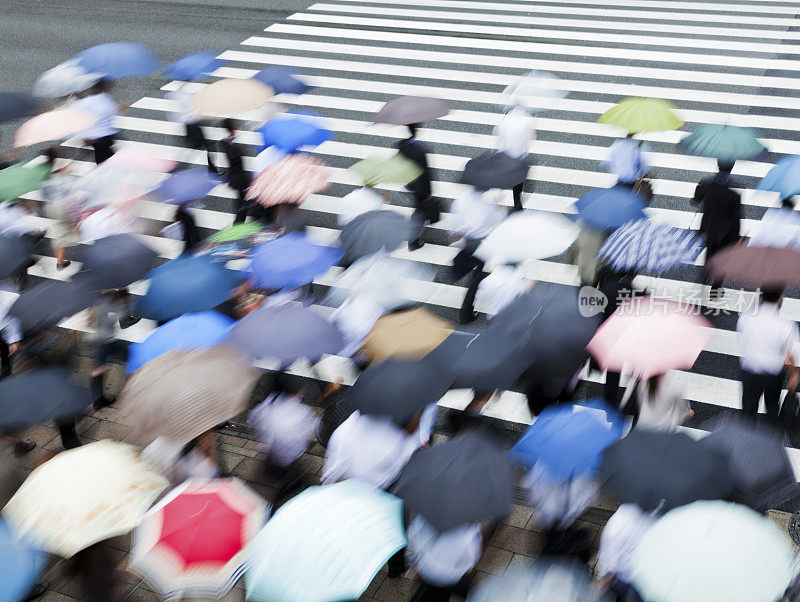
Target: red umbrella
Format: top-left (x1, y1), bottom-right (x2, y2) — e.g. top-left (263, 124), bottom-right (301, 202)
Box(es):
top-left (706, 245), bottom-right (800, 289)
top-left (131, 478), bottom-right (268, 599)
top-left (246, 154), bottom-right (330, 207)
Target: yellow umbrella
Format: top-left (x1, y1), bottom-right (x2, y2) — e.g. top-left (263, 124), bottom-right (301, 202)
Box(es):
top-left (598, 97), bottom-right (683, 134)
top-left (361, 308), bottom-right (453, 363)
top-left (191, 78), bottom-right (274, 117)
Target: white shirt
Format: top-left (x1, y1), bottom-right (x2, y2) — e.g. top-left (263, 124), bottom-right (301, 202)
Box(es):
top-left (737, 302), bottom-right (800, 374)
top-left (0, 286), bottom-right (22, 345)
top-left (250, 393), bottom-right (318, 466)
top-left (166, 88), bottom-right (201, 125)
top-left (475, 265), bottom-right (529, 317)
top-left (597, 504), bottom-right (654, 583)
top-left (604, 138), bottom-right (650, 184)
top-left (330, 296), bottom-right (385, 357)
top-left (338, 187), bottom-right (383, 227)
top-left (635, 371), bottom-right (690, 433)
top-left (521, 463), bottom-right (599, 530)
top-left (449, 189), bottom-right (506, 240)
top-left (493, 106), bottom-right (535, 159)
top-left (72, 92), bottom-right (120, 139)
top-left (407, 517), bottom-right (483, 587)
top-left (0, 204), bottom-right (40, 236)
top-left (748, 208), bottom-right (800, 250)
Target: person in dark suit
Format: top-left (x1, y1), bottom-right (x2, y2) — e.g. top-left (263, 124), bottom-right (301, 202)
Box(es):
top-left (218, 118), bottom-right (253, 224)
top-left (398, 123), bottom-right (440, 250)
top-left (175, 203), bottom-right (201, 253)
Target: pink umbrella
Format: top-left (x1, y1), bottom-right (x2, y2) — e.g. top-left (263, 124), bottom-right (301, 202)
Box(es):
top-left (587, 297), bottom-right (712, 379)
top-left (13, 108), bottom-right (98, 148)
top-left (105, 147), bottom-right (177, 173)
top-left (246, 155), bottom-right (330, 208)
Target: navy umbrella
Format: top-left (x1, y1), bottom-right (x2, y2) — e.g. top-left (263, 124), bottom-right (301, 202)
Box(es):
top-left (460, 151), bottom-right (529, 190)
top-left (163, 51), bottom-right (226, 82)
top-left (0, 92), bottom-right (38, 124)
top-left (77, 234), bottom-right (159, 291)
top-left (339, 210), bottom-right (415, 264)
top-left (152, 168), bottom-right (222, 205)
top-left (9, 280), bottom-right (98, 335)
top-left (253, 66), bottom-right (313, 95)
top-left (0, 235), bottom-right (34, 281)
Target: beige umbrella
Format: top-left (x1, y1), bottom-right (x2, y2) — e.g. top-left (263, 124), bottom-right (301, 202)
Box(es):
top-left (117, 345), bottom-right (259, 446)
top-left (2, 440), bottom-right (168, 557)
top-left (361, 308), bottom-right (454, 363)
top-left (191, 78), bottom-right (274, 117)
top-left (13, 107), bottom-right (97, 147)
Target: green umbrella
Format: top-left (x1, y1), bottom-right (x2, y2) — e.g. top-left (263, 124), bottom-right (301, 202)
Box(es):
top-left (349, 154), bottom-right (422, 187)
top-left (207, 222), bottom-right (264, 243)
top-left (678, 124), bottom-right (766, 162)
top-left (0, 163), bottom-right (51, 202)
top-left (598, 97), bottom-right (683, 134)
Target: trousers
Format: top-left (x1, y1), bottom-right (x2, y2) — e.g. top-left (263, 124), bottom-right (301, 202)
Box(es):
top-left (741, 368), bottom-right (783, 423)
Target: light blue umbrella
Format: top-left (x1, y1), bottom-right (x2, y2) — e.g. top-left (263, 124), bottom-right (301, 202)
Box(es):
top-left (757, 155), bottom-right (800, 199)
top-left (256, 113), bottom-right (333, 154)
top-left (248, 232), bottom-right (342, 291)
top-left (573, 186), bottom-right (648, 231)
top-left (126, 311), bottom-right (235, 373)
top-left (678, 124), bottom-right (766, 162)
top-left (246, 480), bottom-right (406, 602)
top-left (0, 520), bottom-right (46, 602)
top-left (74, 42), bottom-right (161, 79)
top-left (253, 66), bottom-right (313, 95)
top-left (153, 168), bottom-right (222, 205)
top-left (163, 51), bottom-right (226, 82)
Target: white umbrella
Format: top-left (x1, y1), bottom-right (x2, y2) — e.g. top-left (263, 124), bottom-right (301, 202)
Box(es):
top-left (475, 211), bottom-right (579, 263)
top-left (33, 59), bottom-right (102, 98)
top-left (79, 206), bottom-right (142, 242)
top-left (73, 161), bottom-right (165, 208)
top-left (501, 70), bottom-right (568, 112)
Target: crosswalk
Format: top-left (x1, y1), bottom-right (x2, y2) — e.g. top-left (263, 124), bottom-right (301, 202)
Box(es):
top-left (15, 0), bottom-right (800, 475)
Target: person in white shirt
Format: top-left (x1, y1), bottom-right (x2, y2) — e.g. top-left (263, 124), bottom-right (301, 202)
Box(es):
top-left (604, 135), bottom-right (651, 186)
top-left (493, 104), bottom-right (535, 212)
top-left (166, 85), bottom-right (216, 172)
top-left (474, 264), bottom-right (531, 317)
top-left (748, 198), bottom-right (800, 250)
top-left (0, 284), bottom-right (22, 379)
top-left (635, 371), bottom-right (692, 432)
top-left (737, 288), bottom-right (800, 422)
top-left (597, 504), bottom-right (653, 601)
top-left (72, 79), bottom-right (123, 164)
top-left (338, 187), bottom-right (387, 227)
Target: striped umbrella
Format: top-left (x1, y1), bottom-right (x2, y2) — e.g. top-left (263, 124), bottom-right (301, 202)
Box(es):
top-left (598, 219), bottom-right (705, 274)
top-left (131, 478), bottom-right (268, 600)
top-left (246, 155), bottom-right (330, 207)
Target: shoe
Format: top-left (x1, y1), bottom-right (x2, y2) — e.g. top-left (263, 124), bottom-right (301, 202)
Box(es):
top-left (408, 239), bottom-right (424, 251)
top-left (56, 260), bottom-right (71, 270)
top-left (22, 582), bottom-right (48, 601)
top-left (13, 440), bottom-right (36, 457)
top-left (93, 396), bottom-right (116, 410)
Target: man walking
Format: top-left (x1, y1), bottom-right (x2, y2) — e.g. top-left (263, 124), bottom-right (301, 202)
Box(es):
top-left (398, 124), bottom-right (439, 250)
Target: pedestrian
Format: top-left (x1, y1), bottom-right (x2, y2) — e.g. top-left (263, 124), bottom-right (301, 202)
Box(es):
top-left (474, 264), bottom-right (531, 318)
top-left (604, 134), bottom-right (650, 188)
top-left (0, 283), bottom-right (22, 380)
top-left (398, 123), bottom-right (439, 250)
top-left (572, 220), bottom-right (610, 287)
top-left (141, 431), bottom-right (219, 485)
top-left (597, 504), bottom-right (653, 602)
top-left (72, 79), bottom-right (124, 164)
top-left (217, 118), bottom-right (253, 224)
top-left (748, 197), bottom-right (800, 250)
top-left (166, 84), bottom-right (216, 172)
top-left (88, 288), bottom-right (132, 409)
top-left (736, 288), bottom-right (799, 424)
top-left (634, 370), bottom-right (692, 432)
top-left (493, 102), bottom-right (535, 212)
top-left (174, 202), bottom-right (201, 254)
top-left (40, 147), bottom-right (82, 270)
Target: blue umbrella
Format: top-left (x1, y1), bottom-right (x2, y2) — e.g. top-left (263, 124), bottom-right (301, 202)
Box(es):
top-left (256, 113), bottom-right (333, 154)
top-left (509, 399), bottom-right (625, 480)
top-left (599, 219), bottom-right (704, 275)
top-left (253, 66), bottom-right (313, 95)
top-left (126, 311), bottom-right (235, 374)
top-left (757, 155), bottom-right (800, 199)
top-left (153, 168), bottom-right (222, 204)
top-left (163, 51), bottom-right (226, 82)
top-left (136, 255), bottom-right (241, 322)
top-left (0, 520), bottom-right (46, 602)
top-left (248, 232), bottom-right (342, 290)
top-left (573, 185), bottom-right (648, 231)
top-left (74, 42), bottom-right (161, 79)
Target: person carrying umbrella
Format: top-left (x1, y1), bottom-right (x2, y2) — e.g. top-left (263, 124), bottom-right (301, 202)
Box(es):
top-left (167, 85), bottom-right (217, 172)
top-left (603, 134), bottom-right (651, 189)
top-left (633, 371), bottom-right (692, 432)
top-left (217, 118), bottom-right (253, 223)
top-left (748, 196), bottom-right (800, 250)
top-left (596, 503), bottom-right (653, 602)
top-left (40, 147), bottom-right (83, 270)
top-left (399, 124), bottom-right (439, 250)
top-left (71, 79), bottom-right (126, 164)
top-left (493, 102), bottom-right (535, 212)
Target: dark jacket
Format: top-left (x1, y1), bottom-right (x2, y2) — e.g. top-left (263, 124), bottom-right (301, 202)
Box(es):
top-left (397, 137), bottom-right (432, 199)
top-left (693, 175), bottom-right (741, 251)
top-left (217, 136), bottom-right (252, 192)
top-left (176, 205), bottom-right (201, 253)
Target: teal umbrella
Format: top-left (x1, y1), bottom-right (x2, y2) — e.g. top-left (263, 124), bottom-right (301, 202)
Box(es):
top-left (678, 124), bottom-right (766, 161)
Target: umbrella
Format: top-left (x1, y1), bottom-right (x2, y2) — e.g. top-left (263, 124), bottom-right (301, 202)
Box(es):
top-left (247, 231), bottom-right (342, 290)
top-left (73, 42), bottom-right (161, 78)
top-left (13, 108), bottom-right (97, 147)
top-left (349, 154), bottom-right (423, 187)
top-left (117, 345), bottom-right (259, 446)
top-left (501, 70), bottom-right (568, 112)
top-left (191, 78), bottom-right (274, 117)
top-left (460, 151), bottom-right (529, 190)
top-left (33, 59), bottom-right (102, 98)
top-left (253, 66), bottom-right (313, 95)
top-left (195, 223), bottom-right (280, 261)
top-left (361, 308), bottom-right (453, 363)
top-left (228, 302), bottom-right (343, 364)
top-left (77, 233), bottom-right (159, 291)
top-left (631, 501), bottom-right (795, 602)
top-left (587, 297), bottom-right (712, 379)
top-left (104, 146), bottom-right (177, 173)
top-left (2, 440), bottom-right (168, 557)
top-left (246, 155), bottom-right (330, 207)
top-left (573, 185), bottom-right (648, 231)
top-left (0, 520), bottom-right (46, 602)
top-left (135, 255), bottom-right (240, 322)
top-left (9, 279), bottom-right (98, 334)
top-left (678, 124), bottom-right (766, 162)
top-left (0, 235), bottom-right (33, 281)
top-left (339, 209), bottom-right (415, 263)
top-left (0, 92), bottom-right (38, 124)
top-left (0, 162), bottom-right (51, 201)
top-left (598, 219), bottom-right (704, 274)
top-left (348, 359), bottom-right (453, 426)
top-left (79, 206), bottom-right (142, 242)
top-left (126, 311), bottom-right (235, 374)
top-left (373, 95), bottom-right (451, 125)
top-left (163, 50), bottom-right (226, 81)
top-left (245, 480), bottom-right (405, 602)
top-left (601, 430), bottom-right (733, 512)
top-left (475, 211), bottom-right (579, 263)
top-left (598, 97), bottom-right (684, 134)
top-left (509, 401), bottom-right (625, 480)
top-left (393, 430), bottom-right (513, 532)
top-left (0, 366), bottom-right (92, 433)
top-left (257, 114), bottom-right (333, 154)
top-left (152, 167), bottom-right (222, 204)
top-left (705, 244), bottom-right (800, 289)
top-left (131, 478), bottom-right (268, 599)
top-left (757, 155), bottom-right (800, 199)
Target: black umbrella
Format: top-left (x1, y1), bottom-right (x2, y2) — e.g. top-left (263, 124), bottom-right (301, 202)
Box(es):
top-left (339, 210), bottom-right (415, 264)
top-left (0, 366), bottom-right (92, 433)
top-left (393, 430), bottom-right (513, 532)
top-left (460, 151), bottom-right (529, 190)
top-left (0, 92), bottom-right (38, 124)
top-left (77, 234), bottom-right (159, 291)
top-left (9, 280), bottom-right (98, 335)
top-left (0, 234), bottom-right (34, 281)
top-left (601, 431), bottom-right (733, 512)
top-left (348, 359), bottom-right (454, 426)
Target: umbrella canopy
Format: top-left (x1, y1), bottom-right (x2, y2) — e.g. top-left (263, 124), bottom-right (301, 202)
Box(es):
top-left (247, 231), bottom-right (342, 290)
top-left (33, 59), bottom-right (101, 98)
top-left (131, 478), bottom-right (268, 600)
top-left (253, 66), bottom-right (313, 95)
top-left (257, 114), bottom-right (333, 154)
top-left (135, 255), bottom-right (240, 322)
top-left (9, 279), bottom-right (98, 335)
top-left (573, 185), bottom-right (648, 231)
top-left (79, 206), bottom-right (142, 243)
top-left (349, 359), bottom-right (453, 426)
top-left (460, 151), bottom-right (529, 190)
top-left (349, 154), bottom-right (423, 187)
top-left (0, 92), bottom-right (38, 124)
top-left (104, 146), bottom-right (177, 173)
top-left (126, 311), bottom-right (235, 374)
top-left (631, 501), bottom-right (795, 602)
top-left (0, 162), bottom-right (51, 202)
top-left (163, 50), bottom-right (226, 81)
top-left (228, 302), bottom-right (343, 364)
top-left (0, 366), bottom-right (92, 433)
top-left (587, 297), bottom-right (712, 379)
top-left (195, 223), bottom-right (280, 261)
top-left (13, 108), bottom-right (97, 147)
top-left (152, 167), bottom-right (222, 204)
top-left (475, 211), bottom-right (578, 263)
top-left (598, 97), bottom-right (684, 134)
top-left (117, 345), bottom-right (259, 446)
top-left (373, 95), bottom-right (450, 125)
top-left (598, 219), bottom-right (704, 275)
top-left (74, 42), bottom-right (161, 78)
top-left (705, 244), bottom-right (800, 289)
top-left (2, 440), bottom-right (168, 557)
top-left (601, 430), bottom-right (733, 512)
top-left (393, 430), bottom-right (513, 532)
top-left (757, 155), bottom-right (800, 199)
top-left (339, 209), bottom-right (415, 263)
top-left (78, 233), bottom-right (159, 291)
top-left (361, 308), bottom-right (453, 363)
top-left (245, 480), bottom-right (405, 602)
top-left (0, 234), bottom-right (34, 281)
top-left (75, 162), bottom-right (167, 209)
top-left (501, 70), bottom-right (568, 112)
top-left (246, 155), bottom-right (330, 207)
top-left (191, 78), bottom-right (274, 117)
top-left (678, 124), bottom-right (766, 162)
top-left (0, 520), bottom-right (46, 602)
